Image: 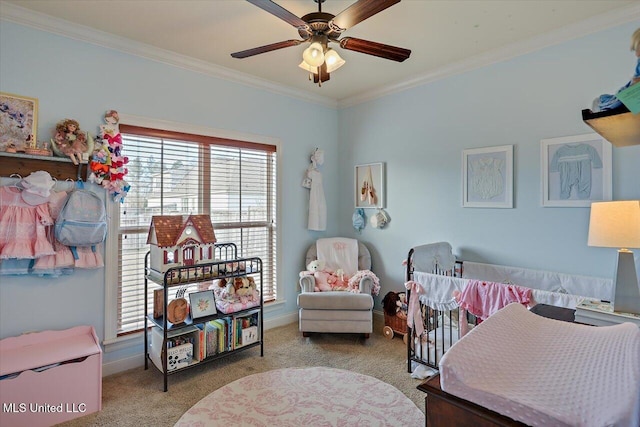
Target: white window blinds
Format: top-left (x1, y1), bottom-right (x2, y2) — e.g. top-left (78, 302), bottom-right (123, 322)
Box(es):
top-left (116, 125), bottom-right (277, 336)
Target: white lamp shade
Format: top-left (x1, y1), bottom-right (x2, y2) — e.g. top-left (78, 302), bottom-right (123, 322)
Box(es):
top-left (324, 49), bottom-right (345, 73)
top-left (298, 61), bottom-right (317, 73)
top-left (302, 42), bottom-right (324, 67)
top-left (588, 200), bottom-right (640, 249)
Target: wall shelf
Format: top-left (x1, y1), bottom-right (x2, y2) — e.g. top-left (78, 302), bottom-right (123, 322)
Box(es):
top-left (0, 152), bottom-right (86, 180)
top-left (582, 106), bottom-right (640, 147)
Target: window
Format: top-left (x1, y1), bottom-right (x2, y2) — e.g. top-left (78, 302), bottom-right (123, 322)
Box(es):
top-left (115, 124), bottom-right (277, 336)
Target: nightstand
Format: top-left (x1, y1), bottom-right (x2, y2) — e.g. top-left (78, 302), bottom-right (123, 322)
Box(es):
top-left (574, 299), bottom-right (640, 327)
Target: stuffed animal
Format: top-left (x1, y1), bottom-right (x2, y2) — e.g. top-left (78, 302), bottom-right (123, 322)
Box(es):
top-left (217, 277), bottom-right (236, 295)
top-left (397, 292), bottom-right (408, 312)
top-left (234, 276), bottom-right (256, 297)
top-left (396, 292), bottom-right (408, 319)
top-left (217, 276), bottom-right (256, 297)
top-left (306, 259), bottom-right (333, 292)
top-left (382, 291), bottom-right (408, 317)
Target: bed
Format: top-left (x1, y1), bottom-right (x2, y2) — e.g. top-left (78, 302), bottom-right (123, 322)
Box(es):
top-left (428, 303), bottom-right (640, 427)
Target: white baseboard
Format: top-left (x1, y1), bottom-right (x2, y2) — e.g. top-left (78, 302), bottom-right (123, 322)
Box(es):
top-left (103, 354), bottom-right (145, 377)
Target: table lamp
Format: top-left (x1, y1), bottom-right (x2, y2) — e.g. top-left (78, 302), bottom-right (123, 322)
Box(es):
top-left (588, 200), bottom-right (640, 314)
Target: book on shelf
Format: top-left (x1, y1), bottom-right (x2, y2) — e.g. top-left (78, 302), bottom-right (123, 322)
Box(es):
top-left (210, 319), bottom-right (227, 352)
top-left (205, 322), bottom-right (219, 358)
top-left (149, 326), bottom-right (200, 372)
top-left (234, 312), bottom-right (259, 348)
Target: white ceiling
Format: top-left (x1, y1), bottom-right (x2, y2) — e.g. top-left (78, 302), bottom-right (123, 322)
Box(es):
top-left (2, 0), bottom-right (638, 107)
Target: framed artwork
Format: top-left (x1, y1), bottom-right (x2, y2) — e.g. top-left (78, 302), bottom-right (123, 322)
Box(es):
top-left (541, 133), bottom-right (612, 207)
top-left (462, 145), bottom-right (513, 208)
top-left (189, 290), bottom-right (217, 320)
top-left (0, 92), bottom-right (38, 152)
top-left (355, 162), bottom-right (385, 208)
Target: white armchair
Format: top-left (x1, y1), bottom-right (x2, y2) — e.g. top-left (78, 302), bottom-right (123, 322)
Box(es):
top-left (297, 239), bottom-right (376, 338)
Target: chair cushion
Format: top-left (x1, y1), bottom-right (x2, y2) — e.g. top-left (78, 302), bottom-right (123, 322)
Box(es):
top-left (297, 292), bottom-right (373, 311)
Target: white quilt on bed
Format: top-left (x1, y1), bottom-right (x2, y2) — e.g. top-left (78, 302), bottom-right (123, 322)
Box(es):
top-left (439, 303), bottom-right (640, 427)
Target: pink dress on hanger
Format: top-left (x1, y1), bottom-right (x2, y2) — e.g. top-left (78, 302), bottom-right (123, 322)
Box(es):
top-left (74, 246), bottom-right (104, 269)
top-left (0, 186), bottom-right (55, 259)
top-left (32, 191), bottom-right (75, 275)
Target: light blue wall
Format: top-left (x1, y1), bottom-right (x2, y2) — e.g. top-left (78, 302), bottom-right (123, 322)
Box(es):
top-left (337, 22), bottom-right (640, 300)
top-left (1, 18), bottom-right (639, 372)
top-left (0, 21), bottom-right (338, 356)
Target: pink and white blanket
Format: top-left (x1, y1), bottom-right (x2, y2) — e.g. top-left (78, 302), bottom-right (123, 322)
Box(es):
top-left (213, 287), bottom-right (260, 314)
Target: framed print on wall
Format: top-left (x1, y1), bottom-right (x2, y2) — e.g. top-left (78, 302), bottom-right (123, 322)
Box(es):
top-left (0, 92), bottom-right (38, 152)
top-left (462, 145), bottom-right (513, 208)
top-left (541, 133), bottom-right (612, 207)
top-left (355, 162), bottom-right (385, 208)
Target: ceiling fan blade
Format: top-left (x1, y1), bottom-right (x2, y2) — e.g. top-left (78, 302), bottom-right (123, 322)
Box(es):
top-left (339, 37), bottom-right (410, 62)
top-left (246, 0), bottom-right (310, 31)
top-left (330, 0), bottom-right (400, 32)
top-left (231, 39), bottom-right (304, 59)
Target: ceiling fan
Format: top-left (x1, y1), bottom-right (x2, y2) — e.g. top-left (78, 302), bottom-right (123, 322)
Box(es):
top-left (230, 0), bottom-right (411, 86)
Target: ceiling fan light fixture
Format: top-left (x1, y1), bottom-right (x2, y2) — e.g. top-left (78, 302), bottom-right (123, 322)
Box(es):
top-left (298, 60), bottom-right (317, 74)
top-left (302, 41), bottom-right (325, 67)
top-left (324, 48), bottom-right (345, 73)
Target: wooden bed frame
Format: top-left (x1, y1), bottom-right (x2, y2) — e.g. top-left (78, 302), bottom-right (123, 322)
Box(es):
top-left (418, 374), bottom-right (528, 427)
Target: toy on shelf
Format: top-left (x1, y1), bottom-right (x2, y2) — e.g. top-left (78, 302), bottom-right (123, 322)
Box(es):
top-left (51, 118), bottom-right (94, 165)
top-left (24, 140), bottom-right (52, 156)
top-left (147, 214), bottom-right (218, 282)
top-left (592, 28), bottom-right (640, 112)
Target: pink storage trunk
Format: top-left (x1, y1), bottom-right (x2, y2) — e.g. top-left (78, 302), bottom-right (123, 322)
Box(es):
top-left (0, 325), bottom-right (102, 427)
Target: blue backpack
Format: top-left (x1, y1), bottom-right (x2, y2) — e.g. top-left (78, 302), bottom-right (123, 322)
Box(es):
top-left (55, 182), bottom-right (107, 259)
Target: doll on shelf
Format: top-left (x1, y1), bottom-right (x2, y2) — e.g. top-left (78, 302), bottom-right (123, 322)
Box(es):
top-left (51, 118), bottom-right (94, 165)
top-left (592, 28), bottom-right (640, 112)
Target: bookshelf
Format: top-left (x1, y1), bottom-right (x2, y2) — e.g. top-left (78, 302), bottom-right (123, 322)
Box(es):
top-left (581, 106), bottom-right (640, 147)
top-left (143, 243), bottom-right (263, 392)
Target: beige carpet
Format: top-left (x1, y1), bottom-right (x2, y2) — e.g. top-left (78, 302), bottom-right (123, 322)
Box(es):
top-left (59, 317), bottom-right (427, 427)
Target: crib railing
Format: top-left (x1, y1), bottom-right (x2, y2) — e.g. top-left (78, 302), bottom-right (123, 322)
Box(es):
top-left (406, 247), bottom-right (467, 373)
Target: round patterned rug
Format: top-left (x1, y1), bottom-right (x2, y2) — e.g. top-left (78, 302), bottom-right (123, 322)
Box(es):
top-left (175, 366), bottom-right (424, 426)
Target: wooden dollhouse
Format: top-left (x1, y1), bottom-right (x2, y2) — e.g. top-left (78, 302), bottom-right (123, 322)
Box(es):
top-left (147, 215), bottom-right (217, 280)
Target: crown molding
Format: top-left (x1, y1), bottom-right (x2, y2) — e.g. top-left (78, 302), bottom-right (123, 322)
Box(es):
top-left (337, 3), bottom-right (640, 109)
top-left (0, 2), bottom-right (337, 109)
top-left (2, 2), bottom-right (637, 111)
